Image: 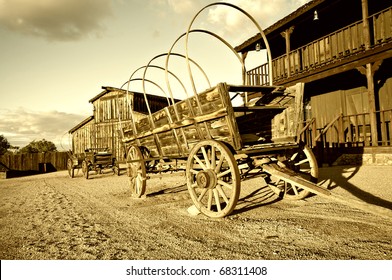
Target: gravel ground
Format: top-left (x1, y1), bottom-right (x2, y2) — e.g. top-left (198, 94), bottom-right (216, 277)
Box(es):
top-left (0, 165), bottom-right (391, 260)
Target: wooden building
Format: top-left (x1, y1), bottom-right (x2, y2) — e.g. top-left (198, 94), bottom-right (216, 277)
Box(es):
top-left (69, 87), bottom-right (171, 162)
top-left (236, 0), bottom-right (392, 163)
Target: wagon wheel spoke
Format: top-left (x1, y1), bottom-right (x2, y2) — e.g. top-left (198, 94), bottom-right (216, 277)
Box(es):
top-left (186, 140), bottom-right (240, 218)
top-left (297, 169), bottom-right (312, 176)
top-left (210, 146), bottom-right (216, 169)
top-left (294, 158), bottom-right (310, 166)
top-left (216, 185), bottom-right (229, 204)
top-left (197, 188), bottom-right (208, 202)
top-left (286, 184), bottom-right (300, 196)
top-left (201, 146), bottom-right (210, 169)
top-left (290, 152), bottom-right (299, 161)
top-left (193, 154), bottom-right (207, 170)
top-left (213, 189), bottom-right (222, 212)
top-left (207, 189), bottom-right (213, 211)
top-left (217, 169), bottom-right (232, 179)
top-left (214, 156), bottom-right (224, 173)
top-left (217, 180), bottom-right (233, 190)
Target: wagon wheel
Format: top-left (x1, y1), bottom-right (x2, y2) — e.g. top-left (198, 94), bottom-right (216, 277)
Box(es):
top-left (112, 158), bottom-right (120, 176)
top-left (127, 145), bottom-right (146, 198)
top-left (82, 160), bottom-right (89, 179)
top-left (267, 144), bottom-right (318, 200)
top-left (67, 158), bottom-right (75, 178)
top-left (186, 140), bottom-right (240, 218)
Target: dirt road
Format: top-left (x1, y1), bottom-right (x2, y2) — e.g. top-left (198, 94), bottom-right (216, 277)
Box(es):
top-left (0, 165), bottom-right (391, 260)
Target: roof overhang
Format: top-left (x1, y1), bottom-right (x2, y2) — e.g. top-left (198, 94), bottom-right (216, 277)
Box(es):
top-left (235, 0), bottom-right (327, 52)
top-left (68, 116), bottom-right (94, 134)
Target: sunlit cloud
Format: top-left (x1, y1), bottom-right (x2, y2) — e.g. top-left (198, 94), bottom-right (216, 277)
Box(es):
top-left (0, 108), bottom-right (86, 150)
top-left (154, 0), bottom-right (312, 47)
top-left (167, 0), bottom-right (198, 14)
top-left (0, 0), bottom-right (113, 41)
top-left (204, 0), bottom-right (313, 44)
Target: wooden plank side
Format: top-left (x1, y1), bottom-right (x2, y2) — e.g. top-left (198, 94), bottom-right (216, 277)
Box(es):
top-left (157, 130), bottom-right (182, 157)
top-left (135, 117), bottom-right (151, 134)
top-left (152, 108), bottom-right (170, 128)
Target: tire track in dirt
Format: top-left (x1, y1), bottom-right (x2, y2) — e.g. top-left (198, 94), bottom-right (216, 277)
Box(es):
top-left (11, 178), bottom-right (112, 259)
top-left (1, 170), bottom-right (392, 260)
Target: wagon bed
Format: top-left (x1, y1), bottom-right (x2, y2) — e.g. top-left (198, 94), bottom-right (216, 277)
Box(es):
top-left (122, 83), bottom-right (301, 156)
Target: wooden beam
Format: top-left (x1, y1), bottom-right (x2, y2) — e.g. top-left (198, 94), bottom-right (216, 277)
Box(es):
top-left (365, 63), bottom-right (379, 146)
top-left (281, 26), bottom-right (295, 78)
top-left (355, 60), bottom-right (383, 76)
top-left (355, 60), bottom-right (384, 146)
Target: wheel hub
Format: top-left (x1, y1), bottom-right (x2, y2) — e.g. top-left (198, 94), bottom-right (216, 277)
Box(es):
top-left (196, 169), bottom-right (217, 189)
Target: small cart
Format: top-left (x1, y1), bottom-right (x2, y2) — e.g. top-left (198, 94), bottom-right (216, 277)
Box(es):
top-left (67, 148), bottom-right (119, 179)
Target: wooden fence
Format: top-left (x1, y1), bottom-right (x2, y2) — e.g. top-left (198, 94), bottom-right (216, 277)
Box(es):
top-left (0, 152), bottom-right (69, 172)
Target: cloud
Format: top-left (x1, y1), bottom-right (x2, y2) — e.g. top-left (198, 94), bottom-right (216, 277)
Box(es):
top-left (204, 0), bottom-right (312, 44)
top-left (151, 0), bottom-right (312, 47)
top-left (0, 0), bottom-right (113, 41)
top-left (0, 108), bottom-right (86, 150)
top-left (167, 0), bottom-right (198, 15)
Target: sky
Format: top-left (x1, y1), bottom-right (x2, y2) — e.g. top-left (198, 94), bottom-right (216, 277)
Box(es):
top-left (0, 0), bottom-right (311, 151)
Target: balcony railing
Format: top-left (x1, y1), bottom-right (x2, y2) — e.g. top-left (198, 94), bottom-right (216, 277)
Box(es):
top-left (299, 109), bottom-right (392, 148)
top-left (246, 6), bottom-right (392, 86)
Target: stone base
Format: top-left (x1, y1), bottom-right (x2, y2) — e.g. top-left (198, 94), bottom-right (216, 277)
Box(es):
top-left (0, 171), bottom-right (8, 179)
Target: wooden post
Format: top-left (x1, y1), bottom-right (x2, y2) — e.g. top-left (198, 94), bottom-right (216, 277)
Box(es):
top-left (241, 51), bottom-right (248, 85)
top-left (361, 0), bottom-right (378, 146)
top-left (365, 62), bottom-right (379, 146)
top-left (361, 0), bottom-right (371, 50)
top-left (281, 26), bottom-right (294, 78)
top-left (338, 114), bottom-right (344, 146)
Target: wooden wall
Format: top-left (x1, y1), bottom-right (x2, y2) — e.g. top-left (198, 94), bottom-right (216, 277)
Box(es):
top-left (71, 87), bottom-right (170, 162)
top-left (0, 152), bottom-right (68, 172)
top-left (71, 118), bottom-right (94, 156)
top-left (379, 77), bottom-right (392, 111)
top-left (310, 86), bottom-right (370, 128)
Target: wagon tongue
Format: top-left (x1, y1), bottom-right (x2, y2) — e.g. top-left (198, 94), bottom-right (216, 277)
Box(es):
top-left (262, 163), bottom-right (331, 197)
top-left (263, 163), bottom-right (392, 220)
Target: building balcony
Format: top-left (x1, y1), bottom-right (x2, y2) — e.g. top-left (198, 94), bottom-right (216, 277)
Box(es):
top-left (246, 6), bottom-right (392, 86)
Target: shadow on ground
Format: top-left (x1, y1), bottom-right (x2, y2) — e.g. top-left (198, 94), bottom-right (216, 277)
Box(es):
top-left (319, 166), bottom-right (392, 211)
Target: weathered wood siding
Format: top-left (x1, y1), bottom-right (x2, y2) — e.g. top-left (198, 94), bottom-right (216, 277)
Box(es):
top-left (0, 152), bottom-right (68, 171)
top-left (310, 86), bottom-right (371, 143)
top-left (71, 118), bottom-right (141, 162)
top-left (71, 118), bottom-right (94, 156)
top-left (310, 86), bottom-right (370, 127)
top-left (92, 90), bottom-right (134, 123)
top-left (379, 77), bottom-right (392, 111)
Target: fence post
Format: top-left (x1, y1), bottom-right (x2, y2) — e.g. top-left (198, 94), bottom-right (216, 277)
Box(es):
top-left (338, 114), bottom-right (344, 147)
top-left (312, 118), bottom-right (317, 148)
